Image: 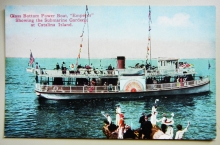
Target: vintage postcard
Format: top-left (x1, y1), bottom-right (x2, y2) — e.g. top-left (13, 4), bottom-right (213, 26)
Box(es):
top-left (5, 5), bottom-right (216, 140)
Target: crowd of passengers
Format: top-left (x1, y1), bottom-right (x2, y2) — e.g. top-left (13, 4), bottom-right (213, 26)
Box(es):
top-left (146, 75), bottom-right (194, 84)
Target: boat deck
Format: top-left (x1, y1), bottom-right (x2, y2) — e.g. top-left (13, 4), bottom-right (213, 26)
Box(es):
top-left (35, 77), bottom-right (210, 94)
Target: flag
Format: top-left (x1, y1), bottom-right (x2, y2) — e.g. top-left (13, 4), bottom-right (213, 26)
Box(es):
top-left (29, 51), bottom-right (34, 65)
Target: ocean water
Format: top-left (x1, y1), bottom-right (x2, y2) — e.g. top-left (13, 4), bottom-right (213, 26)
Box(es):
top-left (4, 57), bottom-right (216, 140)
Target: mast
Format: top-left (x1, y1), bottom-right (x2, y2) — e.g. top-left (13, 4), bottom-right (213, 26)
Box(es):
top-left (146, 5), bottom-right (152, 69)
top-left (149, 5), bottom-right (152, 67)
top-left (76, 5), bottom-right (90, 66)
top-left (86, 5), bottom-right (90, 65)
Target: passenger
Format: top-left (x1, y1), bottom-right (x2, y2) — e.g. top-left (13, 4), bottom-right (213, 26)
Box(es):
top-left (104, 113), bottom-right (112, 125)
top-left (183, 77), bottom-right (187, 86)
top-left (62, 62), bottom-right (66, 74)
top-left (153, 78), bottom-right (157, 89)
top-left (56, 63), bottom-right (60, 70)
top-left (151, 111), bottom-right (158, 127)
top-left (142, 116), bottom-right (152, 139)
top-left (69, 64), bottom-right (75, 74)
top-left (180, 78), bottom-right (183, 87)
top-left (102, 111), bottom-right (117, 132)
top-left (108, 64), bottom-right (113, 70)
top-left (36, 62), bottom-right (39, 69)
top-left (107, 64), bottom-right (113, 74)
top-left (124, 125), bottom-right (136, 139)
top-left (117, 81), bottom-right (120, 91)
top-left (86, 64), bottom-right (91, 69)
top-left (115, 105), bottom-right (121, 126)
top-left (157, 113), bottom-right (173, 133)
top-left (175, 121), bottom-right (190, 139)
top-left (138, 113), bottom-right (146, 139)
top-left (91, 80), bottom-right (96, 86)
top-left (35, 75), bottom-right (38, 83)
top-left (152, 99), bottom-right (159, 113)
top-left (118, 113), bottom-right (125, 139)
top-left (176, 77), bottom-right (180, 87)
top-left (103, 82), bottom-right (107, 90)
top-left (164, 113), bottom-right (175, 139)
top-left (108, 84), bottom-right (113, 91)
top-left (151, 99), bottom-right (159, 127)
top-left (70, 63), bottom-right (74, 70)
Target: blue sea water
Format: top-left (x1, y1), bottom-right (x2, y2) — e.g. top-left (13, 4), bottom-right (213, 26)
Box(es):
top-left (4, 57), bottom-right (216, 140)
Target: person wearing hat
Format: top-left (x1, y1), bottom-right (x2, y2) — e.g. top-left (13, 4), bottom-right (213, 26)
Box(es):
top-left (158, 113), bottom-right (173, 133)
top-left (142, 116), bottom-right (153, 139)
top-left (138, 113), bottom-right (145, 139)
top-left (151, 111), bottom-right (158, 127)
top-left (36, 62), bottom-right (39, 69)
top-left (105, 113), bottom-right (112, 125)
top-left (175, 121), bottom-right (190, 139)
top-left (115, 105), bottom-right (121, 126)
top-left (124, 125), bottom-right (135, 139)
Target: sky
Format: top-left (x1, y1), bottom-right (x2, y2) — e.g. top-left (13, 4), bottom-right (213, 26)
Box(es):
top-left (5, 5), bottom-right (216, 59)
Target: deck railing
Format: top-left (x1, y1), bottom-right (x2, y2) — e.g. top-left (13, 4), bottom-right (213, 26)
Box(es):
top-left (43, 69), bottom-right (118, 77)
top-left (35, 77), bottom-right (209, 93)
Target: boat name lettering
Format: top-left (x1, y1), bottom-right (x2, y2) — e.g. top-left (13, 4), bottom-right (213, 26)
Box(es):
top-left (70, 13), bottom-right (94, 18)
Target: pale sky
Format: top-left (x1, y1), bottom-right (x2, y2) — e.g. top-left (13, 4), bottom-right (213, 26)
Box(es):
top-left (5, 5), bottom-right (216, 59)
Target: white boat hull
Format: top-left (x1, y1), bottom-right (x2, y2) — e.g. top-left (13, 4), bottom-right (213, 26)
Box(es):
top-left (35, 81), bottom-right (210, 100)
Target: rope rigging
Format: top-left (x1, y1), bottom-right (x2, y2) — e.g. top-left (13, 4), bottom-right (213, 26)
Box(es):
top-left (76, 5), bottom-right (90, 66)
top-left (146, 5), bottom-right (152, 68)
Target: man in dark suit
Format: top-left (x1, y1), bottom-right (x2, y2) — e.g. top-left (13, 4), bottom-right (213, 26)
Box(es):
top-left (142, 116), bottom-right (153, 139)
top-left (138, 113), bottom-right (145, 139)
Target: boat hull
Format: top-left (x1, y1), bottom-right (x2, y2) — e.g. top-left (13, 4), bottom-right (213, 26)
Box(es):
top-left (35, 81), bottom-right (210, 100)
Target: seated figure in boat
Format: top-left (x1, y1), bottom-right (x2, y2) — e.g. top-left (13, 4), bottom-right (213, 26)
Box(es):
top-left (103, 113), bottom-right (115, 130)
top-left (123, 125), bottom-right (136, 139)
top-left (157, 113), bottom-right (170, 132)
top-left (157, 113), bottom-right (175, 139)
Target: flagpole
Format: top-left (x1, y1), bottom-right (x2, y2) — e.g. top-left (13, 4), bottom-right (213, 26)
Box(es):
top-left (149, 6), bottom-right (152, 68)
top-left (86, 5), bottom-right (90, 66)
